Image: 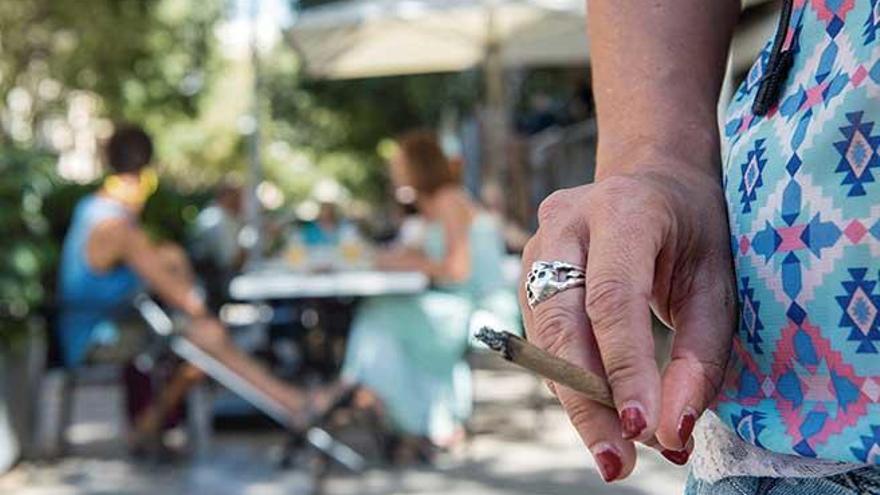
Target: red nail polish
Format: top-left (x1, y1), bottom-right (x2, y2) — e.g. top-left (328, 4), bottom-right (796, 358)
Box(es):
top-left (661, 449), bottom-right (690, 466)
top-left (678, 411), bottom-right (696, 446)
top-left (620, 406), bottom-right (646, 440)
top-left (594, 449), bottom-right (622, 482)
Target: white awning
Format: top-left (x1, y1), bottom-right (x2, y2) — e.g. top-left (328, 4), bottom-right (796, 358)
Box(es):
top-left (288, 0), bottom-right (589, 79)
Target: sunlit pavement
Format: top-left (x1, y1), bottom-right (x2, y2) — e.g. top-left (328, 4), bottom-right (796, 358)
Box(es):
top-left (0, 368), bottom-right (687, 495)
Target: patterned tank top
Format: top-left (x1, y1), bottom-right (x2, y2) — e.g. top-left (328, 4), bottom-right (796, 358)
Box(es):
top-left (717, 0), bottom-right (880, 464)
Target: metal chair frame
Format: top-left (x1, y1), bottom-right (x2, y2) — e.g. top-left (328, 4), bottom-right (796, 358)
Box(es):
top-left (132, 294), bottom-right (364, 472)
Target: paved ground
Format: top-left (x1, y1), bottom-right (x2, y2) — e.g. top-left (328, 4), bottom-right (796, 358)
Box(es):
top-left (0, 368), bottom-right (687, 495)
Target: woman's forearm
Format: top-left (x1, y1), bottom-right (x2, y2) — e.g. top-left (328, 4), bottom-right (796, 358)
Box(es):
top-left (588, 0), bottom-right (741, 179)
top-left (375, 248), bottom-right (468, 283)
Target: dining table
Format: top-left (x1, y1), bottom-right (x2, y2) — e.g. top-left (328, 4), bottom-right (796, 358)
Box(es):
top-left (229, 254), bottom-right (522, 303)
top-left (228, 261), bottom-right (430, 302)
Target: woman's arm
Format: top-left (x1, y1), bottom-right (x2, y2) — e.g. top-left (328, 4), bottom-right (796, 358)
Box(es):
top-left (427, 192), bottom-right (471, 283)
top-left (590, 0), bottom-right (740, 178)
top-left (519, 0), bottom-right (741, 481)
top-left (376, 192), bottom-right (472, 283)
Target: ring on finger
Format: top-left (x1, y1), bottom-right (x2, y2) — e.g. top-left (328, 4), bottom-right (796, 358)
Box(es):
top-left (526, 260), bottom-right (586, 308)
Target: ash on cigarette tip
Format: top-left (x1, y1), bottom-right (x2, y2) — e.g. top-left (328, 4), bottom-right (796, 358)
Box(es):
top-left (475, 327), bottom-right (510, 355)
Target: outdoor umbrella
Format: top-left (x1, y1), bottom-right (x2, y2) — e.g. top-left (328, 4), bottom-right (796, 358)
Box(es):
top-left (288, 0), bottom-right (588, 176)
top-left (288, 0), bottom-right (588, 79)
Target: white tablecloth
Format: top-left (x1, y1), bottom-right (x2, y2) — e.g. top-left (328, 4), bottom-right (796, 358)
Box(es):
top-left (229, 269), bottom-right (430, 301)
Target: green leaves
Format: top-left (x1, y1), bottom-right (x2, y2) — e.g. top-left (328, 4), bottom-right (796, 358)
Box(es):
top-left (0, 0), bottom-right (225, 167)
top-left (0, 148), bottom-right (58, 339)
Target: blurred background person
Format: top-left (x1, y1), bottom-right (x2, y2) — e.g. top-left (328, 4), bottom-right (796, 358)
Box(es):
top-left (393, 200), bottom-right (427, 251)
top-left (56, 125), bottom-right (325, 451)
top-left (291, 192), bottom-right (368, 271)
top-left (302, 200), bottom-right (344, 247)
top-left (340, 130), bottom-right (519, 461)
top-left (515, 91), bottom-right (561, 136)
top-left (189, 179), bottom-right (245, 311)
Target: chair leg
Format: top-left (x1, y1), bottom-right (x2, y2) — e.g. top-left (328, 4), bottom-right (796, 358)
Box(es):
top-left (186, 383), bottom-right (213, 458)
top-left (278, 432), bottom-right (305, 469)
top-left (277, 387), bottom-right (365, 473)
top-left (32, 369), bottom-right (72, 460)
top-left (59, 374), bottom-right (74, 456)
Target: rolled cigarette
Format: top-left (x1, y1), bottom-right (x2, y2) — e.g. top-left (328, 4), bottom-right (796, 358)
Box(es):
top-left (475, 327), bottom-right (613, 408)
top-left (476, 328), bottom-right (678, 452)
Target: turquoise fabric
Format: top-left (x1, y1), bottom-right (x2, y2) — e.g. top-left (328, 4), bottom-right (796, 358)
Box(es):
top-left (57, 195), bottom-right (142, 366)
top-left (716, 0), bottom-right (880, 463)
top-left (301, 221), bottom-right (341, 246)
top-left (342, 212), bottom-right (519, 440)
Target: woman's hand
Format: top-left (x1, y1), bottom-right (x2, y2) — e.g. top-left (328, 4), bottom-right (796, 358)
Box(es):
top-left (519, 167), bottom-right (736, 481)
top-left (374, 248), bottom-right (428, 272)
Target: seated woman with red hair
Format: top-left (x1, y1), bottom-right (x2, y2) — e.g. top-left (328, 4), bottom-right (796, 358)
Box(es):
top-left (341, 130), bottom-right (519, 459)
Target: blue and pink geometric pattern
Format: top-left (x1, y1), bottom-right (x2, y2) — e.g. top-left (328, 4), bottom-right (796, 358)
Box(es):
top-left (836, 268), bottom-right (880, 353)
top-left (739, 140), bottom-right (769, 213)
top-left (716, 0), bottom-right (880, 464)
top-left (833, 111), bottom-right (880, 196)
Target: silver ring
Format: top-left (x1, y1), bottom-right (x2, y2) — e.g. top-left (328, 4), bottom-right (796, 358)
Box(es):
top-left (526, 260), bottom-right (586, 308)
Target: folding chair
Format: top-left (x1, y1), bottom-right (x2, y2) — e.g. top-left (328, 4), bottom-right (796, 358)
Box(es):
top-left (32, 303), bottom-right (207, 460)
top-left (131, 294), bottom-right (365, 472)
top-left (32, 360), bottom-right (122, 459)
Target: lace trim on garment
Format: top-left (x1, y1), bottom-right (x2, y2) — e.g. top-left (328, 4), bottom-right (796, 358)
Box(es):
top-left (690, 411), bottom-right (867, 483)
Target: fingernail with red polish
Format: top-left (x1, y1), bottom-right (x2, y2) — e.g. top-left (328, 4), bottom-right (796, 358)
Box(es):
top-left (661, 449), bottom-right (690, 466)
top-left (619, 405), bottom-right (646, 440)
top-left (678, 409), bottom-right (697, 446)
top-left (592, 444), bottom-right (622, 482)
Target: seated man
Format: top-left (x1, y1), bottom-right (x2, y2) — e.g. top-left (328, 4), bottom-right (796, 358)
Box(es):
top-left (57, 125), bottom-right (314, 448)
top-left (189, 180), bottom-right (245, 311)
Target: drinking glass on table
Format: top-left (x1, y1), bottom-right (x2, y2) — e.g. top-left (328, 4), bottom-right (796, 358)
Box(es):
top-left (284, 230), bottom-right (308, 269)
top-left (338, 224), bottom-right (371, 269)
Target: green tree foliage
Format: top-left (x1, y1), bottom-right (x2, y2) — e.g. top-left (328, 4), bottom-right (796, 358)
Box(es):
top-left (0, 0), bottom-right (224, 137)
top-left (0, 0), bottom-right (235, 188)
top-left (263, 42), bottom-right (481, 202)
top-left (0, 148), bottom-right (58, 340)
top-left (1, 0), bottom-right (481, 199)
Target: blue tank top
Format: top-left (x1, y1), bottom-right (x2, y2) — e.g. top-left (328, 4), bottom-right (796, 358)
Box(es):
top-left (57, 195), bottom-right (142, 366)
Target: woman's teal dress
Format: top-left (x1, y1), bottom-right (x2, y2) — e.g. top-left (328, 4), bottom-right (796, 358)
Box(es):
top-left (341, 213), bottom-right (519, 442)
